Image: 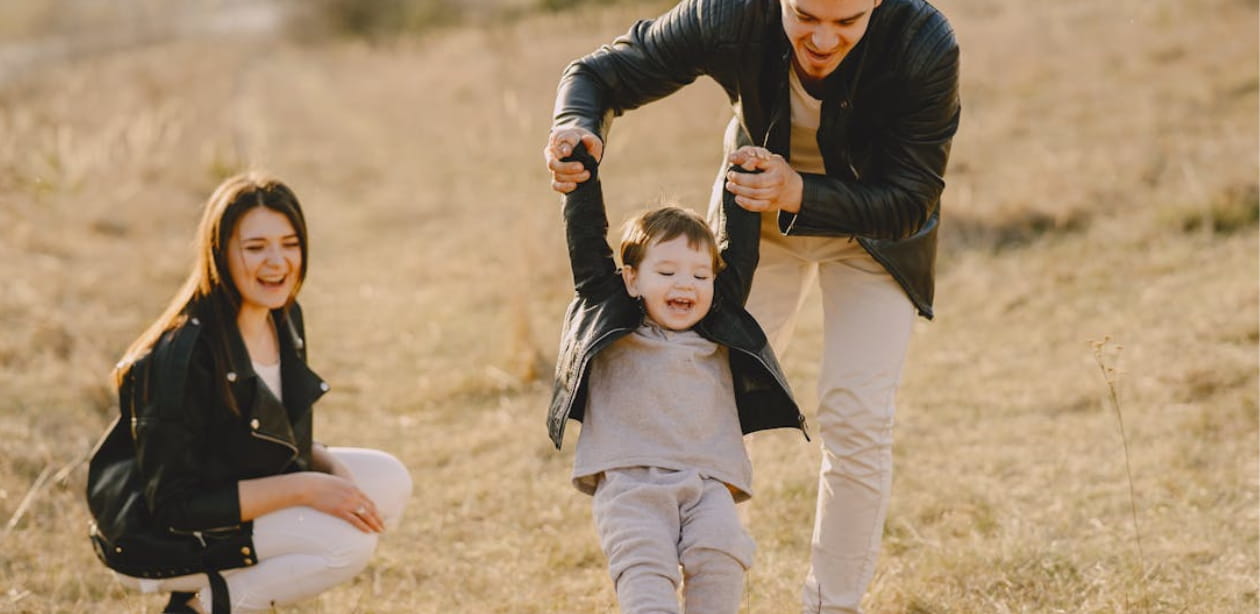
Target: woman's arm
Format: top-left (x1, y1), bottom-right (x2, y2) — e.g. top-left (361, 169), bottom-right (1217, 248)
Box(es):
top-left (136, 333), bottom-right (243, 532)
top-left (137, 330), bottom-right (383, 534)
top-left (237, 471), bottom-right (383, 533)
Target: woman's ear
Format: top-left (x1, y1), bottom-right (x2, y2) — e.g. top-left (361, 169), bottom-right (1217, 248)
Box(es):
top-left (621, 266), bottom-right (640, 298)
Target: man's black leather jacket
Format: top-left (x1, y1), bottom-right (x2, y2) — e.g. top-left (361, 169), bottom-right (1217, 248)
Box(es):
top-left (547, 147), bottom-right (807, 448)
top-left (553, 0), bottom-right (960, 318)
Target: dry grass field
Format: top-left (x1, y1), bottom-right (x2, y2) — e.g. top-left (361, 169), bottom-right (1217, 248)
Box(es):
top-left (1, 0), bottom-right (1256, 612)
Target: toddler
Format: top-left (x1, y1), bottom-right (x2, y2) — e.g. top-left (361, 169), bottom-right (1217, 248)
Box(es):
top-left (547, 146), bottom-right (808, 613)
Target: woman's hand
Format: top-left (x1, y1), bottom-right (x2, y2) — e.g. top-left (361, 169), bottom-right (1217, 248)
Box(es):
top-left (239, 471), bottom-right (385, 533)
top-left (724, 146), bottom-right (804, 214)
top-left (299, 472), bottom-right (386, 534)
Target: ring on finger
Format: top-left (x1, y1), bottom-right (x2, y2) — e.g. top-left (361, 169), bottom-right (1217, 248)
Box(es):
top-left (354, 505), bottom-right (367, 516)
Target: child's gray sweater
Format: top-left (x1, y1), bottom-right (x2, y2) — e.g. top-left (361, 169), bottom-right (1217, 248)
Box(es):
top-left (572, 322), bottom-right (753, 501)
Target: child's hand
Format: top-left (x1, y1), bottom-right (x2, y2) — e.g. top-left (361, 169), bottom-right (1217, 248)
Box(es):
top-left (724, 147), bottom-right (803, 214)
top-left (727, 146), bottom-right (775, 171)
top-left (545, 127), bottom-right (604, 193)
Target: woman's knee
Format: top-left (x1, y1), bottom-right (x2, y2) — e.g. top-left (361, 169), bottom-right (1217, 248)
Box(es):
top-left (324, 528), bottom-right (379, 570)
top-left (330, 447), bottom-right (413, 522)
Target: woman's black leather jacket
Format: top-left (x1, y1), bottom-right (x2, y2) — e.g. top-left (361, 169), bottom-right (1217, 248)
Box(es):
top-left (87, 301), bottom-right (328, 579)
top-left (547, 147), bottom-right (807, 448)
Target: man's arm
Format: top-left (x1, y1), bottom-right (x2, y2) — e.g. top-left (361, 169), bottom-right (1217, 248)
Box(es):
top-left (547, 0), bottom-right (735, 193)
top-left (552, 0), bottom-right (715, 140)
top-left (724, 24), bottom-right (960, 240)
top-left (785, 28), bottom-right (961, 240)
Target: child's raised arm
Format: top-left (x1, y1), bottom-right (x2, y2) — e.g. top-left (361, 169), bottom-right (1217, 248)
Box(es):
top-left (560, 144), bottom-right (620, 298)
top-left (713, 163), bottom-right (764, 307)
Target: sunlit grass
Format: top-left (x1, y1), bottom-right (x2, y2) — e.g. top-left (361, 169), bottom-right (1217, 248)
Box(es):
top-left (0, 0), bottom-right (1256, 612)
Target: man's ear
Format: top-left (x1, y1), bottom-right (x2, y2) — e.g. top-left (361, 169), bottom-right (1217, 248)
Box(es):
top-left (621, 266), bottom-right (640, 298)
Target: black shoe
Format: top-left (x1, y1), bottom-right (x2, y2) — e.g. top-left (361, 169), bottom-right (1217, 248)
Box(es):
top-left (162, 592), bottom-right (198, 613)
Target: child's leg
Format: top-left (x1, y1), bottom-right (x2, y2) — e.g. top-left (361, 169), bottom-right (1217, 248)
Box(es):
top-left (679, 477), bottom-right (756, 614)
top-left (594, 467), bottom-right (691, 614)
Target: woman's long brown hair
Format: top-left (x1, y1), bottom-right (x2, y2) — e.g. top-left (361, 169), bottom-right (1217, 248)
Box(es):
top-left (114, 172), bottom-right (309, 414)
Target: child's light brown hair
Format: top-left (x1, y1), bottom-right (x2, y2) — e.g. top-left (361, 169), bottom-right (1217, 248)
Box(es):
top-left (619, 206), bottom-right (725, 272)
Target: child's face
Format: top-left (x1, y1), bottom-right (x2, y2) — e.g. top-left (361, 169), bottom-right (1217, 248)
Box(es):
top-left (622, 235), bottom-right (716, 331)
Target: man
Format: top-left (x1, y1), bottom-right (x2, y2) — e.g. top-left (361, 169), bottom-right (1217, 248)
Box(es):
top-left (544, 0), bottom-right (960, 612)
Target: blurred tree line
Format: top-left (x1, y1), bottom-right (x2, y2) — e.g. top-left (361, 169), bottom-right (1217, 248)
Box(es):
top-left (309, 0), bottom-right (640, 40)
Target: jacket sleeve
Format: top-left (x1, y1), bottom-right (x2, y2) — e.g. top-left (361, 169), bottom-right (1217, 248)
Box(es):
top-left (135, 333), bottom-right (242, 532)
top-left (561, 145), bottom-right (621, 299)
top-left (713, 165), bottom-right (762, 306)
top-left (782, 23), bottom-right (960, 240)
top-left (552, 0), bottom-right (737, 141)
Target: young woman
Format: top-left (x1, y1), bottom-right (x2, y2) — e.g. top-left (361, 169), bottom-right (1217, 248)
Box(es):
top-left (89, 173), bottom-right (411, 613)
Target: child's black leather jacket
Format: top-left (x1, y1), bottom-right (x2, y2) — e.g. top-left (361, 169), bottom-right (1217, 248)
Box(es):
top-left (547, 147), bottom-right (807, 449)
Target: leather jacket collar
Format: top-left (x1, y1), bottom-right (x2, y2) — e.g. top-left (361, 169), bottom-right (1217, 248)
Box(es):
top-left (215, 304), bottom-right (327, 469)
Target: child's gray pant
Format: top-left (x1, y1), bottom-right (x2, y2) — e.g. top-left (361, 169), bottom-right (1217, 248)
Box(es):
top-left (593, 466), bottom-right (756, 614)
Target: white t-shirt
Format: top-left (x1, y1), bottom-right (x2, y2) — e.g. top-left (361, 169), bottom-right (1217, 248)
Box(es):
top-left (788, 68), bottom-right (827, 175)
top-left (253, 360), bottom-right (282, 402)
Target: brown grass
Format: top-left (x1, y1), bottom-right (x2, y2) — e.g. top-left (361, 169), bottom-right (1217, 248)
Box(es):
top-left (0, 0), bottom-right (1256, 612)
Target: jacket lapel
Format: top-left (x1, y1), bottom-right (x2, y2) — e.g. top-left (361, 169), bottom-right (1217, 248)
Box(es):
top-left (221, 308), bottom-right (327, 461)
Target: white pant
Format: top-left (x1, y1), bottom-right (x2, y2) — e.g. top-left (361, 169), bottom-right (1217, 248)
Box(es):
top-left (117, 447), bottom-right (412, 613)
top-left (746, 215), bottom-right (916, 614)
top-left (593, 467), bottom-right (756, 614)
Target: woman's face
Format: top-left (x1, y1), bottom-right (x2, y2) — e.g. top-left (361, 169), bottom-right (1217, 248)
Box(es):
top-left (226, 206), bottom-right (302, 315)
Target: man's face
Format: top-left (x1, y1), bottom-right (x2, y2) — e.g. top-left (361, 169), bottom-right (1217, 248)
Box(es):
top-left (781, 0), bottom-right (882, 82)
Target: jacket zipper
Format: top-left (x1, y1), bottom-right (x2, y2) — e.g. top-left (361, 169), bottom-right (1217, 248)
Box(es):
top-left (169, 524), bottom-right (241, 547)
top-left (249, 430), bottom-right (299, 466)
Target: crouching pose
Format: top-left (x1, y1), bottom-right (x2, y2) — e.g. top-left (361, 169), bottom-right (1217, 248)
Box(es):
top-left (547, 146), bottom-right (808, 612)
top-left (87, 173), bottom-right (412, 613)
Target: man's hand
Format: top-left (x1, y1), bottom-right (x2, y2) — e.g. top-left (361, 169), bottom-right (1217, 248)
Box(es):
top-left (725, 146), bottom-right (803, 214)
top-left (545, 127), bottom-right (604, 194)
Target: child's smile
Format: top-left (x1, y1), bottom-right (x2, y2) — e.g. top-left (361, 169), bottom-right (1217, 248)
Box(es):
top-left (622, 235), bottom-right (716, 331)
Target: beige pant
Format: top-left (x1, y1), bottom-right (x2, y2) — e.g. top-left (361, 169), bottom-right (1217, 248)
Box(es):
top-left (746, 215), bottom-right (916, 614)
top-left (593, 467), bottom-right (756, 614)
top-left (117, 447), bottom-right (412, 613)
